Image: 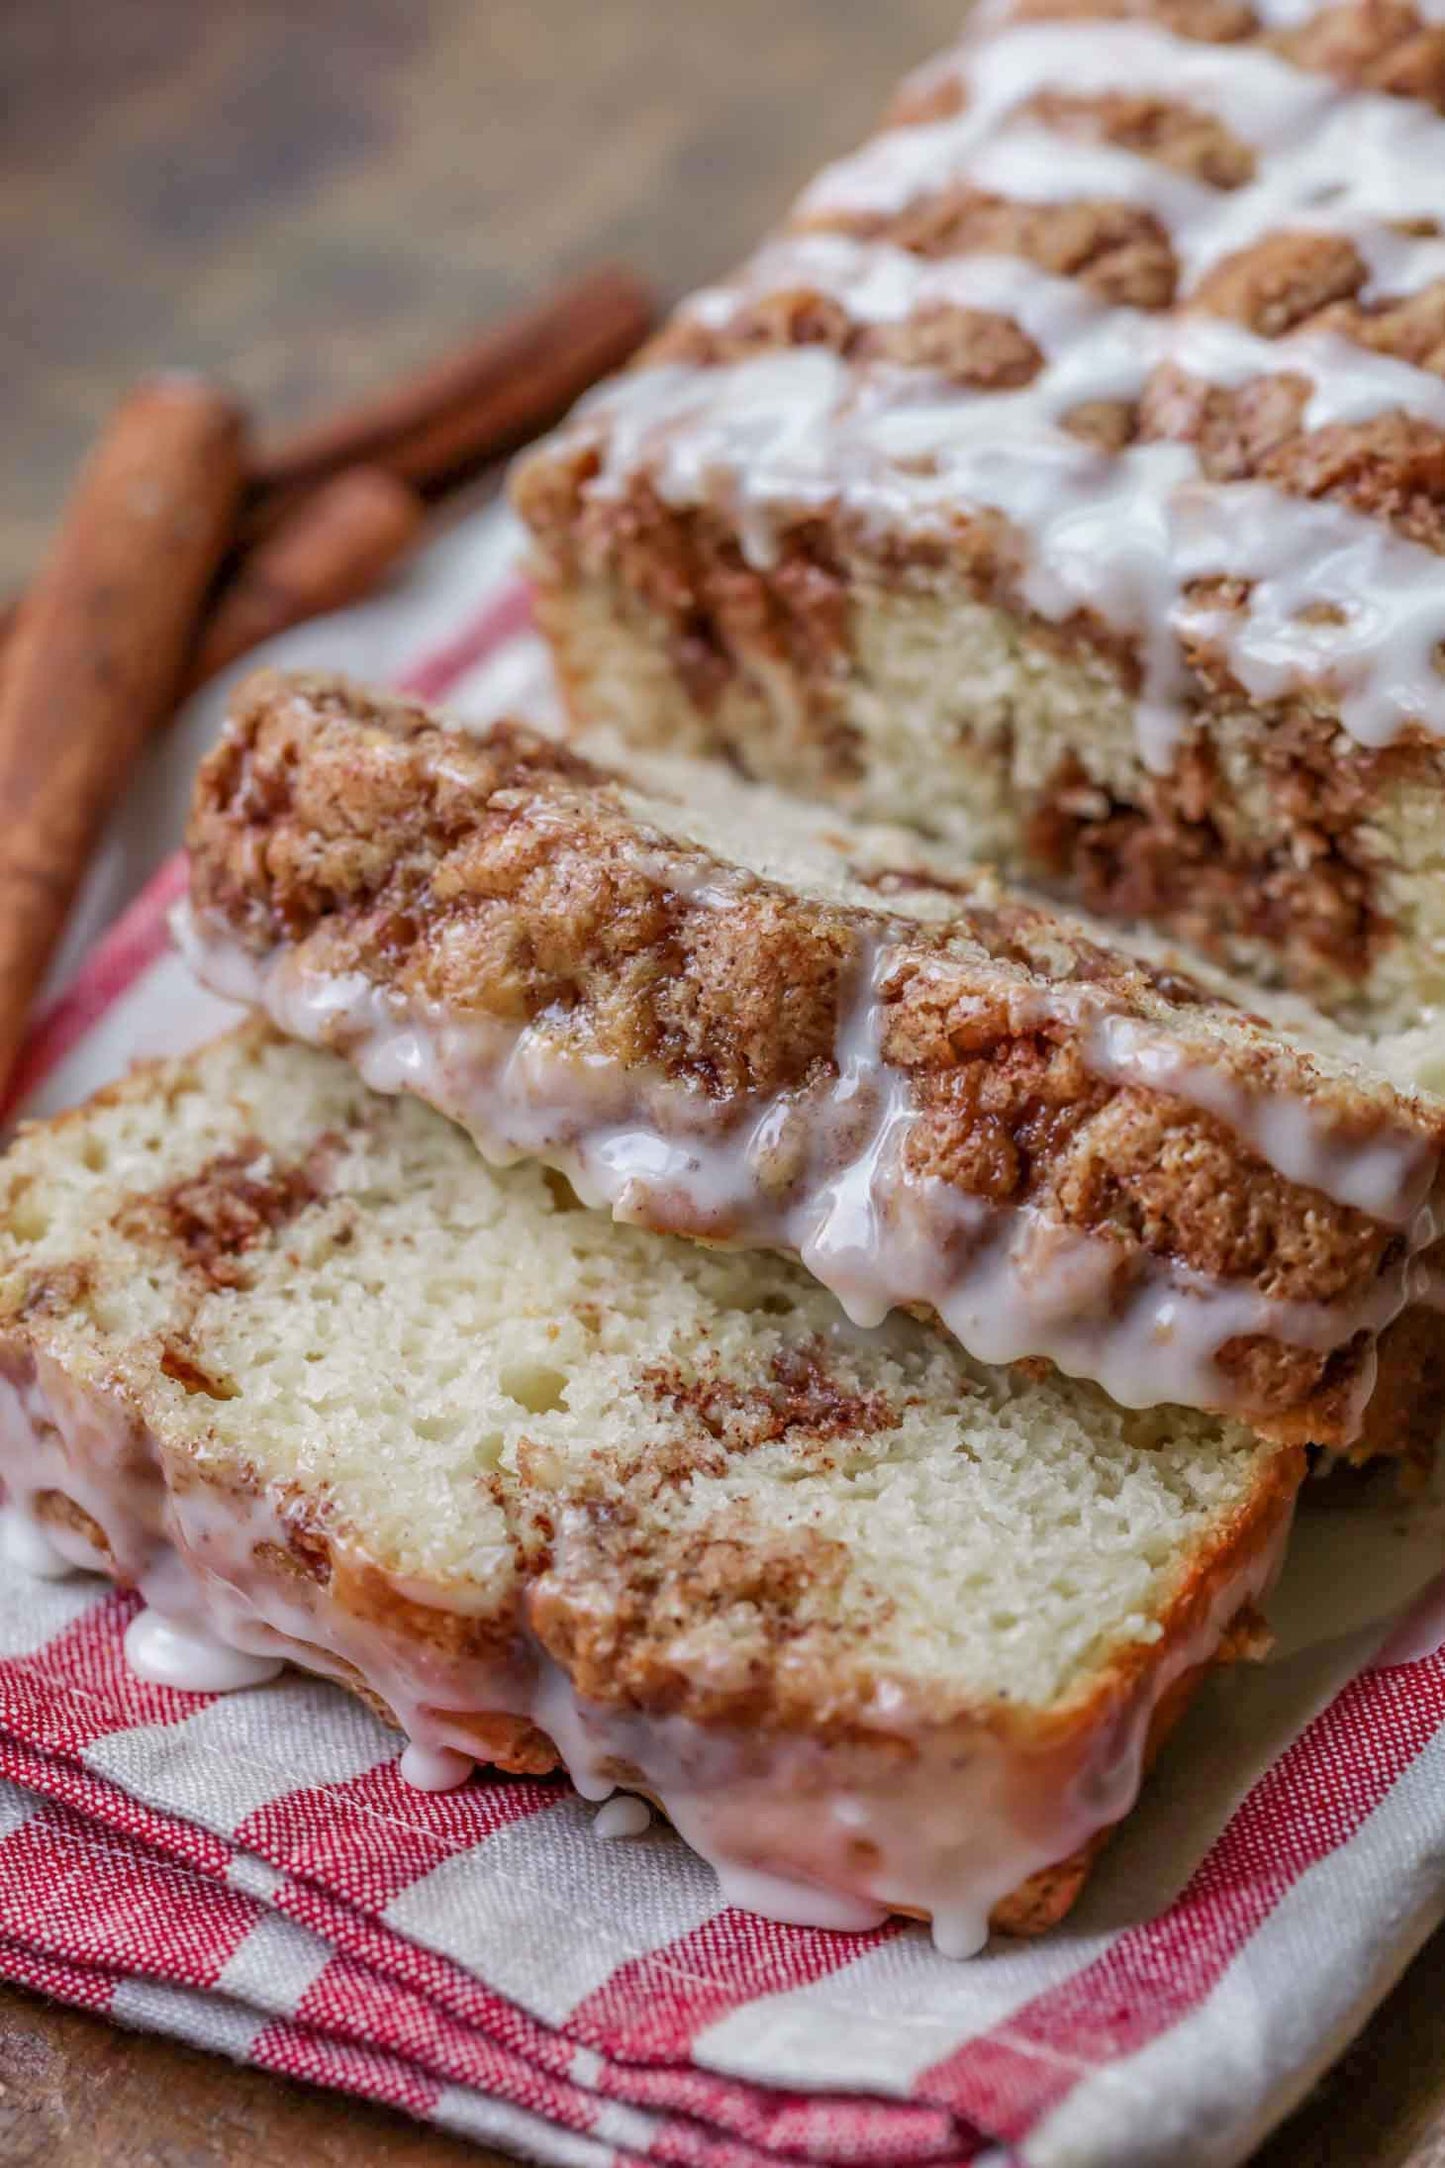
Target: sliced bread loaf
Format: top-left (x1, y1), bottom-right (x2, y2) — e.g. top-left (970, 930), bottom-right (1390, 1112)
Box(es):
top-left (510, 4), bottom-right (1445, 1035)
top-left (0, 1024), bottom-right (1299, 1952)
top-left (182, 669), bottom-right (1445, 1456)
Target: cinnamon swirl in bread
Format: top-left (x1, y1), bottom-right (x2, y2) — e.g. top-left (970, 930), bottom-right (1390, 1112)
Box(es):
top-left (512, 0), bottom-right (1445, 1038)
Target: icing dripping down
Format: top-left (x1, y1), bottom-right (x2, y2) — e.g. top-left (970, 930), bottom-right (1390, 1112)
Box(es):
top-left (1083, 1011), bottom-right (1440, 1225)
top-left (593, 1794), bottom-right (652, 1840)
top-left (123, 1608), bottom-right (285, 1694)
top-left (573, 340), bottom-right (1445, 776)
top-left (0, 1344), bottom-right (1296, 1958)
top-left (399, 1741), bottom-right (474, 1792)
top-left (179, 906), bottom-right (1442, 1438)
top-left (1, 1507), bottom-right (86, 1582)
top-left (705, 1856), bottom-right (889, 1936)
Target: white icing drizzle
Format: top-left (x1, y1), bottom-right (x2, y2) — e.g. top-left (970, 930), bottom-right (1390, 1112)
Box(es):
top-left (805, 19), bottom-right (1445, 285)
top-left (514, 1555), bottom-right (1292, 1956)
top-left (399, 1741), bottom-right (475, 1792)
top-left (1256, 0), bottom-right (1445, 20)
top-left (680, 242), bottom-right (1445, 438)
top-left (684, 236), bottom-right (1105, 350)
top-left (1352, 227), bottom-right (1445, 302)
top-left (593, 1794), bottom-right (653, 1840)
top-left (0, 1346), bottom-right (1300, 1954)
top-left (1168, 482), bottom-right (1445, 755)
top-left (1083, 1010), bottom-right (1440, 1223)
top-left (123, 1608), bottom-right (284, 1694)
top-left (571, 336), bottom-right (1445, 770)
top-left (1181, 97), bottom-right (1445, 284)
top-left (1, 1505), bottom-right (86, 1581)
top-left (801, 24), bottom-right (1336, 221)
top-left (179, 905), bottom-right (1442, 1432)
top-left (786, 948), bottom-right (1430, 1425)
top-left (951, 127), bottom-right (1219, 231)
top-left (1159, 318), bottom-right (1445, 432)
top-left (561, 12), bottom-right (1445, 770)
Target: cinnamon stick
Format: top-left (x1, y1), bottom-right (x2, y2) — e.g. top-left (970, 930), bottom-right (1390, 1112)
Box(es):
top-left (186, 466), bottom-right (424, 689)
top-left (0, 264), bottom-right (655, 654)
top-left (0, 375), bottom-right (246, 1094)
top-left (253, 263), bottom-right (653, 497)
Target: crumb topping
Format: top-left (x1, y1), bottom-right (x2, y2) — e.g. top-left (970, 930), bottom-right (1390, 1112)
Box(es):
top-left (186, 674), bottom-right (1445, 1383)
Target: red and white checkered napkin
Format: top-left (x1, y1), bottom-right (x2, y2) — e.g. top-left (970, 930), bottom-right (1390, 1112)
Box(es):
top-left (7, 503), bottom-right (1445, 2168)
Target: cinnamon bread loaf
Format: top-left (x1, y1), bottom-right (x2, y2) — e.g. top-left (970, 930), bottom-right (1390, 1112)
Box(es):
top-left (511, 0), bottom-right (1445, 1037)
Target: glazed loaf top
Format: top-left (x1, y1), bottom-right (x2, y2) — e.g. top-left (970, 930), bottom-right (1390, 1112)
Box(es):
top-left (514, 0), bottom-right (1445, 777)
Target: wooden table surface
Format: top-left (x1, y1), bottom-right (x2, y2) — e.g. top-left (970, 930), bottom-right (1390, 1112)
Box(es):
top-left (4, 1), bottom-right (1445, 2159)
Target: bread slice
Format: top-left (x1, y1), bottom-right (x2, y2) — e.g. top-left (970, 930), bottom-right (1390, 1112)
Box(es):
top-left (183, 670), bottom-right (1445, 1458)
top-left (0, 1024), bottom-right (1298, 1951)
top-left (510, 1), bottom-right (1445, 1035)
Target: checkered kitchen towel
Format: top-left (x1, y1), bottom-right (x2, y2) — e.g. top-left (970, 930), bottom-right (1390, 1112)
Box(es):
top-left (4, 501), bottom-right (1445, 2168)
